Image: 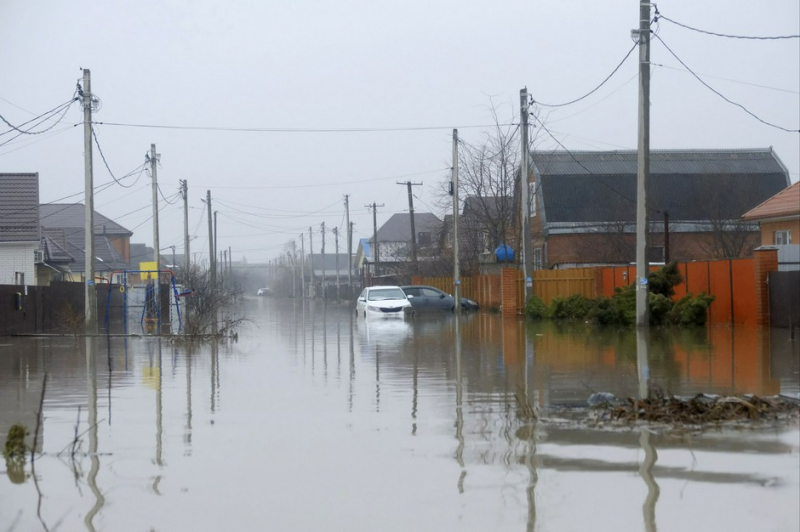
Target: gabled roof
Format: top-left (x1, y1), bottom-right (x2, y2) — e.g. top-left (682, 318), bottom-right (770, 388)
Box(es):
top-left (0, 173), bottom-right (40, 242)
top-left (463, 195), bottom-right (514, 220)
top-left (532, 149), bottom-right (790, 224)
top-left (305, 253), bottom-right (353, 274)
top-left (40, 203), bottom-right (133, 236)
top-left (55, 228), bottom-right (129, 272)
top-left (374, 213), bottom-right (442, 242)
top-left (742, 181), bottom-right (800, 221)
top-left (41, 231), bottom-right (74, 264)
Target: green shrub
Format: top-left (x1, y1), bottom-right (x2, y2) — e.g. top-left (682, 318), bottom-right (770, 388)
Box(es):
top-left (648, 261), bottom-right (683, 298)
top-left (549, 294), bottom-right (593, 321)
top-left (648, 292), bottom-right (673, 326)
top-left (524, 295), bottom-right (548, 320)
top-left (667, 292), bottom-right (715, 326)
top-left (589, 296), bottom-right (627, 326)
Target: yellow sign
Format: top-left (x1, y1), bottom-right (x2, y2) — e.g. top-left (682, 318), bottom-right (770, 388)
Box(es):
top-left (140, 261), bottom-right (158, 280)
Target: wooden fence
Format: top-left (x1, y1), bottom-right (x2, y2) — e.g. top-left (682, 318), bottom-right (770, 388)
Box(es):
top-left (515, 268), bottom-right (598, 311)
top-left (411, 275), bottom-right (501, 310)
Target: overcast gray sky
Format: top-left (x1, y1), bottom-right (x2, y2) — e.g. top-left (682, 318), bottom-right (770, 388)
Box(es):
top-left (2, 0), bottom-right (798, 264)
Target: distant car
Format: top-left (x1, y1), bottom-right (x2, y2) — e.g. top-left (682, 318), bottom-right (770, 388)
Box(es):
top-left (401, 285), bottom-right (479, 312)
top-left (256, 287), bottom-right (273, 296)
top-left (356, 286), bottom-right (412, 318)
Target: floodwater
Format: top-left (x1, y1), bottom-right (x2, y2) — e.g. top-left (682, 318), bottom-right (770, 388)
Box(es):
top-left (1, 298), bottom-right (799, 531)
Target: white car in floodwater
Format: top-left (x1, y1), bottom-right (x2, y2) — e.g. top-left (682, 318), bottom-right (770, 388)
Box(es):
top-left (356, 286), bottom-right (412, 318)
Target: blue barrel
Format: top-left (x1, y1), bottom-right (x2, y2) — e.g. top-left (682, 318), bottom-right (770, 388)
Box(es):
top-left (495, 245), bottom-right (514, 262)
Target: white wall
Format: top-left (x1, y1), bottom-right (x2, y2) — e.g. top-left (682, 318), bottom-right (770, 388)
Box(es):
top-left (0, 242), bottom-right (37, 285)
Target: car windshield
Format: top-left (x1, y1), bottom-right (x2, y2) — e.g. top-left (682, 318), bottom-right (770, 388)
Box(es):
top-left (367, 288), bottom-right (406, 301)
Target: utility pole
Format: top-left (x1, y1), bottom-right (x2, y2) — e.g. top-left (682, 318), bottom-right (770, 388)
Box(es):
top-left (309, 226), bottom-right (315, 298)
top-left (291, 241), bottom-right (297, 298)
top-left (520, 88), bottom-right (533, 302)
top-left (300, 233), bottom-right (306, 298)
top-left (320, 222), bottom-right (326, 302)
top-left (349, 221), bottom-right (354, 292)
top-left (367, 203), bottom-right (384, 279)
top-left (635, 0), bottom-right (651, 327)
top-left (333, 227), bottom-right (340, 300)
top-left (150, 143), bottom-right (161, 330)
top-left (663, 211), bottom-right (670, 263)
top-left (222, 250), bottom-right (227, 288)
top-left (397, 181), bottom-right (423, 274)
top-left (206, 190), bottom-right (215, 287)
top-left (344, 195), bottom-right (352, 297)
top-left (452, 129), bottom-right (461, 316)
top-left (81, 68), bottom-right (97, 333)
top-left (181, 180), bottom-right (190, 275)
top-left (171, 245), bottom-right (176, 270)
top-left (214, 211), bottom-right (218, 286)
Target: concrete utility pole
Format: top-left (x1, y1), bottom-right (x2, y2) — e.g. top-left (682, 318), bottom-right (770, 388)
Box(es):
top-left (222, 250), bottom-right (227, 288)
top-left (206, 190), bottom-right (215, 286)
top-left (181, 180), bottom-right (190, 275)
top-left (291, 241), bottom-right (297, 298)
top-left (171, 245), bottom-right (176, 271)
top-left (214, 211), bottom-right (218, 285)
top-left (397, 181), bottom-right (423, 274)
top-left (309, 226), bottom-right (315, 298)
top-left (663, 211), bottom-right (670, 263)
top-left (344, 195), bottom-right (352, 295)
top-left (452, 129), bottom-right (461, 316)
top-left (367, 203), bottom-right (384, 278)
top-left (635, 0), bottom-right (652, 327)
top-left (321, 222), bottom-right (326, 302)
top-left (150, 144), bottom-right (161, 310)
top-left (520, 88), bottom-right (533, 302)
top-left (81, 68), bottom-right (97, 333)
top-left (300, 233), bottom-right (306, 298)
top-left (333, 227), bottom-right (340, 300)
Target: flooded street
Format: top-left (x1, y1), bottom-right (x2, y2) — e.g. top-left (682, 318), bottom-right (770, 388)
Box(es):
top-left (2, 298), bottom-right (799, 531)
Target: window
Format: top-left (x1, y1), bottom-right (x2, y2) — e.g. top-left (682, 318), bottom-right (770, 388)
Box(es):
top-left (417, 232), bottom-right (431, 246)
top-left (533, 248), bottom-right (542, 270)
top-left (775, 230), bottom-right (791, 245)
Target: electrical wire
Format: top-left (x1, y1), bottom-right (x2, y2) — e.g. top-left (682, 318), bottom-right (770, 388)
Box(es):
top-left (532, 44), bottom-right (637, 108)
top-left (94, 121), bottom-right (514, 133)
top-left (651, 62), bottom-right (799, 95)
top-left (653, 33), bottom-right (800, 133)
top-left (0, 96), bottom-right (78, 137)
top-left (192, 168), bottom-right (450, 190)
top-left (0, 124), bottom-right (77, 155)
top-left (157, 183), bottom-right (179, 205)
top-left (213, 197), bottom-right (342, 218)
top-left (656, 11), bottom-right (800, 40)
top-left (91, 127), bottom-right (148, 188)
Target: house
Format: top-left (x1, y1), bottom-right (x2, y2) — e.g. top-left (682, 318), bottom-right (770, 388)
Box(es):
top-left (444, 195), bottom-right (518, 274)
top-left (529, 148), bottom-right (791, 269)
top-left (303, 253), bottom-right (354, 297)
top-left (364, 212), bottom-right (442, 276)
top-left (40, 203), bottom-right (132, 282)
top-left (0, 173), bottom-right (41, 285)
top-left (742, 180), bottom-right (800, 271)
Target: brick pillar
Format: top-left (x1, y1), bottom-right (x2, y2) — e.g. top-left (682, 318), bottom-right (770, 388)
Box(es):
top-left (501, 267), bottom-right (519, 318)
top-left (753, 247), bottom-right (778, 326)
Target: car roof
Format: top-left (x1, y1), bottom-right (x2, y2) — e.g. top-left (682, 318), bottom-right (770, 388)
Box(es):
top-left (400, 285), bottom-right (435, 289)
top-left (369, 285), bottom-right (402, 290)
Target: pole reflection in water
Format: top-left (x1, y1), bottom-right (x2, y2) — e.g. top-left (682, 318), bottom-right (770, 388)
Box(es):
top-left (411, 335), bottom-right (418, 436)
top-left (348, 312), bottom-right (355, 412)
top-left (211, 340), bottom-right (218, 413)
top-left (454, 316), bottom-right (466, 494)
top-left (311, 302), bottom-right (316, 376)
top-left (637, 327), bottom-right (660, 532)
top-left (185, 344), bottom-right (193, 450)
top-left (523, 324), bottom-right (537, 532)
top-left (85, 336), bottom-right (104, 531)
top-left (375, 344), bottom-right (381, 412)
top-left (336, 314), bottom-right (341, 381)
top-left (323, 307), bottom-right (328, 381)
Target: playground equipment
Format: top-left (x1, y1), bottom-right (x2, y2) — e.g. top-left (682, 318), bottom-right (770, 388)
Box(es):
top-left (104, 269), bottom-right (183, 334)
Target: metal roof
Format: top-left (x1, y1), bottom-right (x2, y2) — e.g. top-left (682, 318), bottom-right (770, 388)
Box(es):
top-left (40, 203), bottom-right (133, 236)
top-left (374, 213), bottom-right (442, 242)
top-left (532, 149), bottom-right (790, 224)
top-left (0, 173), bottom-right (40, 242)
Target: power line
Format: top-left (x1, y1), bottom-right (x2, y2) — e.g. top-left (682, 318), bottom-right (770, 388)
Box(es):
top-left (532, 43), bottom-right (637, 108)
top-left (94, 121), bottom-right (514, 133)
top-left (157, 183), bottom-right (179, 205)
top-left (653, 33), bottom-right (800, 133)
top-left (656, 11), bottom-right (800, 40)
top-left (651, 62), bottom-right (800, 95)
top-left (91, 127), bottom-right (148, 188)
top-left (0, 96), bottom-right (78, 137)
top-left (193, 168), bottom-right (448, 189)
top-left (213, 197), bottom-right (342, 218)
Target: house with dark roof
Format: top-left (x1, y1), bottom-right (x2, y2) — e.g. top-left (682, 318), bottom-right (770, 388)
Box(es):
top-left (529, 148), bottom-right (791, 268)
top-left (40, 203), bottom-right (133, 281)
top-left (304, 253), bottom-right (354, 297)
top-left (0, 173), bottom-right (41, 285)
top-left (361, 212), bottom-right (442, 277)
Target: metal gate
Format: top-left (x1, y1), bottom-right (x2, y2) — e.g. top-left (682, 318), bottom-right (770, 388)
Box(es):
top-left (769, 271), bottom-right (800, 328)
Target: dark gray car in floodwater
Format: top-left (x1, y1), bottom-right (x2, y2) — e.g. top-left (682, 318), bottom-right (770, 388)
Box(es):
top-left (401, 285), bottom-right (478, 312)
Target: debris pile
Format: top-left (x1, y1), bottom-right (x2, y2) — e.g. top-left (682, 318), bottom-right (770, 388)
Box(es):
top-left (597, 394), bottom-right (800, 426)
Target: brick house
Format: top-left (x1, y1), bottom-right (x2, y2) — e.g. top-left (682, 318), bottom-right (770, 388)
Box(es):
top-left (742, 181), bottom-right (799, 246)
top-left (529, 148), bottom-right (791, 269)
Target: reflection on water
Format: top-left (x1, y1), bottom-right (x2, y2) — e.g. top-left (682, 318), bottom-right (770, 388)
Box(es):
top-left (1, 299), bottom-right (798, 531)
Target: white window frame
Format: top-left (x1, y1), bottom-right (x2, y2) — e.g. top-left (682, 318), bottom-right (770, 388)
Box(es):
top-left (775, 230), bottom-right (791, 245)
top-left (533, 248), bottom-right (542, 270)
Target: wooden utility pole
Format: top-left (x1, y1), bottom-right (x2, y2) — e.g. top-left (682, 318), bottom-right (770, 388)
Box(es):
top-left (520, 88), bottom-right (532, 301)
top-left (452, 129), bottom-right (461, 316)
top-left (150, 143), bottom-right (161, 332)
top-left (397, 181), bottom-right (423, 273)
top-left (635, 0), bottom-right (652, 327)
top-left (81, 68), bottom-right (97, 333)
